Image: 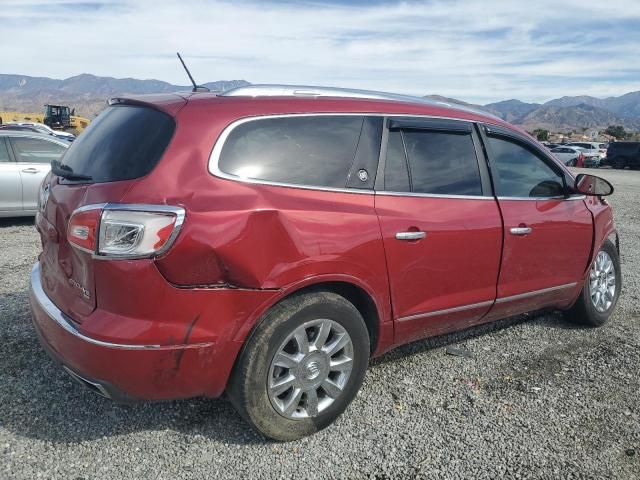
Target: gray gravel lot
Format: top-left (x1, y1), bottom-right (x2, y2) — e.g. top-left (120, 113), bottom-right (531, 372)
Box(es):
top-left (1, 168), bottom-right (639, 479)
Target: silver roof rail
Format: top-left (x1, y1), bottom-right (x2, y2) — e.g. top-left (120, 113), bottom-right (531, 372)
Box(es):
top-left (221, 84), bottom-right (496, 118)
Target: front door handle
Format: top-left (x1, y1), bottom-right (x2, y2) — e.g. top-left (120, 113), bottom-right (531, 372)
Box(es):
top-left (395, 231), bottom-right (427, 241)
top-left (510, 226), bottom-right (532, 236)
top-left (21, 168), bottom-right (40, 174)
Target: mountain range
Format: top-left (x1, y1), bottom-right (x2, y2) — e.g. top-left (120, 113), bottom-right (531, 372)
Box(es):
top-left (1, 73), bottom-right (638, 132)
top-left (426, 93), bottom-right (640, 131)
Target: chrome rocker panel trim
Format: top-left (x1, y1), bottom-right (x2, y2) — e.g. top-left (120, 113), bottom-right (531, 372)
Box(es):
top-left (398, 283), bottom-right (578, 322)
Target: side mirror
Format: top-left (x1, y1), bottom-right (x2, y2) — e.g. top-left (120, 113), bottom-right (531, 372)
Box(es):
top-left (574, 173), bottom-right (614, 197)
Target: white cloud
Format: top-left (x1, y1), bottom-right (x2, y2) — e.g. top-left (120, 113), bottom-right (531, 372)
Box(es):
top-left (1, 0), bottom-right (639, 103)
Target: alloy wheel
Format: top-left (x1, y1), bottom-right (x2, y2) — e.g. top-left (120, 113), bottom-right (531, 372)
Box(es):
top-left (267, 319), bottom-right (354, 420)
top-left (589, 250), bottom-right (616, 313)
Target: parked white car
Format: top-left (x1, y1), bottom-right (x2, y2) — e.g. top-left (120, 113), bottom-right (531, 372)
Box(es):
top-left (550, 146), bottom-right (582, 166)
top-left (550, 146), bottom-right (599, 167)
top-left (9, 122), bottom-right (76, 141)
top-left (568, 142), bottom-right (607, 160)
top-left (0, 131), bottom-right (68, 217)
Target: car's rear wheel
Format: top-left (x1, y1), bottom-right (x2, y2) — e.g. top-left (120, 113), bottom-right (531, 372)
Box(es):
top-left (567, 240), bottom-right (620, 327)
top-left (227, 290), bottom-right (370, 441)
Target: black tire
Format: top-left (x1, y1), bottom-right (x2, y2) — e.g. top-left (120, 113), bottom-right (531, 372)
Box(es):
top-left (566, 240), bottom-right (621, 327)
top-left (227, 290), bottom-right (370, 441)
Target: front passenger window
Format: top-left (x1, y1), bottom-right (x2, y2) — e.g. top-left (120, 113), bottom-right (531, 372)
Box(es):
top-left (487, 136), bottom-right (565, 198)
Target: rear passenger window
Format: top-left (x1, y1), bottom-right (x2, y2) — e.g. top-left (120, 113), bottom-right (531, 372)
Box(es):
top-left (384, 128), bottom-right (482, 196)
top-left (10, 137), bottom-right (67, 163)
top-left (487, 136), bottom-right (565, 198)
top-left (218, 116), bottom-right (364, 188)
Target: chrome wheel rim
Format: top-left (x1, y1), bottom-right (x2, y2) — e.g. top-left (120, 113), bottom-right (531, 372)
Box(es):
top-left (589, 250), bottom-right (616, 313)
top-left (268, 319), bottom-right (354, 420)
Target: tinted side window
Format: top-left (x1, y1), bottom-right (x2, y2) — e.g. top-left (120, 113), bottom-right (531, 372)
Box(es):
top-left (384, 131), bottom-right (410, 191)
top-left (219, 116), bottom-right (364, 188)
top-left (487, 136), bottom-right (565, 198)
top-left (11, 137), bottom-right (66, 163)
top-left (0, 138), bottom-right (10, 162)
top-left (402, 130), bottom-right (482, 195)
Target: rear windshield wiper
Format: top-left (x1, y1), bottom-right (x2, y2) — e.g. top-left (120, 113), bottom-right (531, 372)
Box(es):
top-left (51, 160), bottom-right (93, 182)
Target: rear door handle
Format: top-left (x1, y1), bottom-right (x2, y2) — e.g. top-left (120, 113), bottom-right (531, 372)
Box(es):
top-left (21, 168), bottom-right (40, 174)
top-left (395, 231), bottom-right (427, 241)
top-left (510, 226), bottom-right (532, 236)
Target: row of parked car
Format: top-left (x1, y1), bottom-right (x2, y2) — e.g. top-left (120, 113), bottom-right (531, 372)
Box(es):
top-left (543, 141), bottom-right (640, 169)
top-left (0, 122), bottom-right (76, 142)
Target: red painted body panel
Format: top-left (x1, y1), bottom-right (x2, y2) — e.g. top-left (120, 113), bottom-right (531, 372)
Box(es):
top-left (486, 198), bottom-right (593, 320)
top-left (30, 289), bottom-right (231, 400)
top-left (584, 195), bottom-right (617, 266)
top-left (36, 178), bottom-right (136, 321)
top-left (28, 92), bottom-right (616, 402)
top-left (375, 195), bottom-right (502, 343)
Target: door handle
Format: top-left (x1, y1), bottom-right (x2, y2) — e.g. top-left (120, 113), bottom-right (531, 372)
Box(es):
top-left (510, 226), bottom-right (532, 236)
top-left (21, 168), bottom-right (40, 174)
top-left (395, 231), bottom-right (427, 241)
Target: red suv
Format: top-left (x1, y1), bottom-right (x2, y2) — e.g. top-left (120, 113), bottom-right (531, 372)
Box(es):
top-left (29, 86), bottom-right (620, 440)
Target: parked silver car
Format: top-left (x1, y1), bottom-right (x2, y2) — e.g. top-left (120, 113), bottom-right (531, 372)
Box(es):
top-left (550, 145), bottom-right (600, 167)
top-left (0, 131), bottom-right (68, 217)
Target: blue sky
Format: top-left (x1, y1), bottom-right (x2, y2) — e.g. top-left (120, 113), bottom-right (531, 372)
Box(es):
top-left (2, 0), bottom-right (639, 104)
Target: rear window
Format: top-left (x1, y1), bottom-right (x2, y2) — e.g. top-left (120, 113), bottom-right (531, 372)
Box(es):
top-left (59, 105), bottom-right (175, 183)
top-left (218, 116), bottom-right (364, 188)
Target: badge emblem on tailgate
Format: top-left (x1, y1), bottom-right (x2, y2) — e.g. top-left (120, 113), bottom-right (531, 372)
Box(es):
top-left (68, 277), bottom-right (90, 299)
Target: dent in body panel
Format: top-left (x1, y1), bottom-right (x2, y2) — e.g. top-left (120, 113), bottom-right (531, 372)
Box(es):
top-left (583, 196), bottom-right (616, 269)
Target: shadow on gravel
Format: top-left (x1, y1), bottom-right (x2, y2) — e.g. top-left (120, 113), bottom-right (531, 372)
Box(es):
top-left (0, 287), bottom-right (583, 446)
top-left (372, 309), bottom-right (581, 366)
top-left (0, 217), bottom-right (34, 228)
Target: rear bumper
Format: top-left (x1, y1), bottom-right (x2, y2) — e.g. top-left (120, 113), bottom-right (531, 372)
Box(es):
top-left (29, 263), bottom-right (233, 401)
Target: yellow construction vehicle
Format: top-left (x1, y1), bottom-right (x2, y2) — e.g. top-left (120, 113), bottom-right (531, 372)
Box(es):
top-left (0, 105), bottom-right (90, 134)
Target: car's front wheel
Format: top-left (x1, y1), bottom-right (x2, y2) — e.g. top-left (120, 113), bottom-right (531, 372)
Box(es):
top-left (227, 290), bottom-right (370, 441)
top-left (567, 240), bottom-right (621, 326)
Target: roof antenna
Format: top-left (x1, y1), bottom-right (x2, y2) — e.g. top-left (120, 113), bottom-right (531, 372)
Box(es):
top-left (176, 52), bottom-right (209, 92)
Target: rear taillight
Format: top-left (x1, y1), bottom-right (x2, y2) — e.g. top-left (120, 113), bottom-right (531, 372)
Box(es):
top-left (67, 204), bottom-right (185, 259)
top-left (68, 206), bottom-right (102, 253)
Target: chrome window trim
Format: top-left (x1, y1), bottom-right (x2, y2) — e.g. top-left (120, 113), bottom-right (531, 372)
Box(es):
top-left (396, 282), bottom-right (578, 322)
top-left (30, 263), bottom-right (214, 350)
top-left (207, 113), bottom-right (509, 196)
top-left (398, 300), bottom-right (494, 322)
top-left (377, 191), bottom-right (493, 200)
top-left (496, 195), bottom-right (586, 201)
top-left (494, 282), bottom-right (577, 304)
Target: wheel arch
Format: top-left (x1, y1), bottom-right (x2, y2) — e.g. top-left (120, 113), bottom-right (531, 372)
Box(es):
top-left (232, 275), bottom-right (389, 356)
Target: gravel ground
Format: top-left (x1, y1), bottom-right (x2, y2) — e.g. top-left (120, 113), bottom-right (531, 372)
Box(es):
top-left (1, 167), bottom-right (639, 479)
